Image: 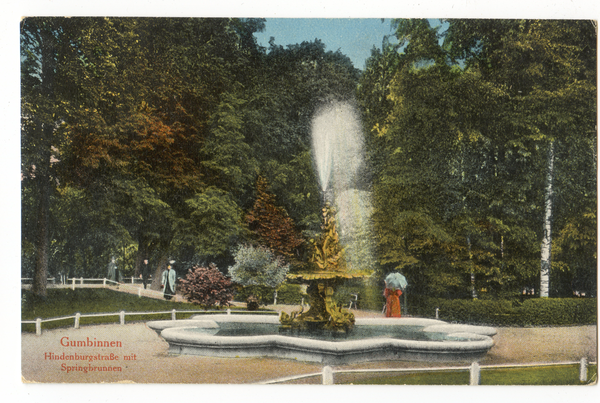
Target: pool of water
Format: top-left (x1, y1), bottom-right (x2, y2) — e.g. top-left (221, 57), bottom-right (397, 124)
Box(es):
top-left (184, 322), bottom-right (457, 342)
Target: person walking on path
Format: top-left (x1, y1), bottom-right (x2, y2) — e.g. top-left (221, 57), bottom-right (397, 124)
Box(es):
top-left (141, 259), bottom-right (150, 289)
top-left (383, 281), bottom-right (403, 317)
top-left (161, 261), bottom-right (177, 300)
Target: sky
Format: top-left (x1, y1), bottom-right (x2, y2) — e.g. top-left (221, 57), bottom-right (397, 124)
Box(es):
top-left (254, 18), bottom-right (397, 70)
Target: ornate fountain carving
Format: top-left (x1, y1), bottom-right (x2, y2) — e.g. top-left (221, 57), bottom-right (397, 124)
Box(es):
top-left (281, 203), bottom-right (369, 332)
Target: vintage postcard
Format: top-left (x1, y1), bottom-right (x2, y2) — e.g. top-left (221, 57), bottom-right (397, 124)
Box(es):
top-left (10, 1), bottom-right (599, 402)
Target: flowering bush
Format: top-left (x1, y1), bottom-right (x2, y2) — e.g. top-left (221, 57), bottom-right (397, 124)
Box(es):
top-left (178, 264), bottom-right (234, 307)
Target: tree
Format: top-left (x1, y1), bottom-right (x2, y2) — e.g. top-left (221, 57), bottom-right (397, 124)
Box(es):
top-left (21, 18), bottom-right (122, 297)
top-left (245, 176), bottom-right (305, 263)
top-left (360, 19), bottom-right (596, 300)
top-left (444, 19), bottom-right (597, 297)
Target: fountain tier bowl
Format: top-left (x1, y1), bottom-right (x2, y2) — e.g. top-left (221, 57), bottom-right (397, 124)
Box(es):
top-left (148, 314), bottom-right (496, 365)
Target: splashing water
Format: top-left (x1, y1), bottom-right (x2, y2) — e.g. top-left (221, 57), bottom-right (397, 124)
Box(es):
top-left (310, 101), bottom-right (375, 272)
top-left (311, 102), bottom-right (364, 192)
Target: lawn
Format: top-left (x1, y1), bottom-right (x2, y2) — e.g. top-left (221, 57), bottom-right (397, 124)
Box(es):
top-left (21, 288), bottom-right (269, 332)
top-left (337, 364), bottom-right (598, 385)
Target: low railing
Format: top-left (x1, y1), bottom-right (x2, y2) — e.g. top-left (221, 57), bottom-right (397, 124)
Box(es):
top-left (259, 359), bottom-right (597, 385)
top-left (21, 276), bottom-right (153, 287)
top-left (22, 308), bottom-right (279, 336)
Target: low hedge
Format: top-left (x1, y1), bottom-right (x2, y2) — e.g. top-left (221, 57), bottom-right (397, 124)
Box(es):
top-left (234, 283), bottom-right (306, 306)
top-left (411, 297), bottom-right (597, 326)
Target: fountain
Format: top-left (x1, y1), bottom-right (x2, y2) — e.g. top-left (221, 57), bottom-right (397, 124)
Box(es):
top-left (147, 100), bottom-right (497, 364)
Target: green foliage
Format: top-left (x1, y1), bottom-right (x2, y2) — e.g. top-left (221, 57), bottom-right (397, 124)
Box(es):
top-left (176, 187), bottom-right (245, 259)
top-left (178, 264), bottom-right (235, 307)
top-left (228, 244), bottom-right (290, 288)
top-left (362, 19), bottom-right (596, 299)
top-left (234, 285), bottom-right (275, 305)
top-left (409, 296), bottom-right (597, 326)
top-left (518, 298), bottom-right (597, 326)
top-left (233, 283), bottom-right (306, 305)
top-left (275, 283), bottom-right (306, 305)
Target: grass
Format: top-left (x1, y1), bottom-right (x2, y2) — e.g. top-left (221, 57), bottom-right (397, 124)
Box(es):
top-left (338, 364), bottom-right (598, 385)
top-left (21, 288), bottom-right (272, 332)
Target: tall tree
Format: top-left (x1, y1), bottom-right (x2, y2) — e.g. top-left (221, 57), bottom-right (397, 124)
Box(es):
top-left (245, 176), bottom-right (305, 265)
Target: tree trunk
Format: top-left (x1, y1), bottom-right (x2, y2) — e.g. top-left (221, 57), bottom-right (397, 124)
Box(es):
top-left (30, 25), bottom-right (56, 299)
top-left (540, 141), bottom-right (555, 298)
top-left (467, 235), bottom-right (477, 299)
top-left (31, 174), bottom-right (50, 298)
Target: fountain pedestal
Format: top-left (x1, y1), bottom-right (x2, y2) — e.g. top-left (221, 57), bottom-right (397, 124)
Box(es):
top-left (280, 282), bottom-right (355, 332)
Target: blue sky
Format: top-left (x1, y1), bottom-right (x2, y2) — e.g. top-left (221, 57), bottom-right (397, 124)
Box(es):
top-left (254, 19), bottom-right (397, 70)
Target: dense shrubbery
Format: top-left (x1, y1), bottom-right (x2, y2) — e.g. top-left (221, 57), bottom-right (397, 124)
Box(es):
top-left (274, 283), bottom-right (306, 305)
top-left (332, 279), bottom-right (385, 311)
top-left (234, 285), bottom-right (275, 305)
top-left (409, 297), bottom-right (597, 326)
top-left (234, 283), bottom-right (307, 306)
top-left (178, 264), bottom-right (235, 307)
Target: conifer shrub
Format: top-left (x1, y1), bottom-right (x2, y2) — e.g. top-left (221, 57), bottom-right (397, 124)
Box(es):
top-left (178, 264), bottom-right (234, 307)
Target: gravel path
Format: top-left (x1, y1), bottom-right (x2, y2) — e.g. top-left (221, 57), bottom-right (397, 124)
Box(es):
top-left (21, 309), bottom-right (597, 384)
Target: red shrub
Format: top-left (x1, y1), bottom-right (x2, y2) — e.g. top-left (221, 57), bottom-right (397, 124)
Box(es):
top-left (178, 264), bottom-right (234, 307)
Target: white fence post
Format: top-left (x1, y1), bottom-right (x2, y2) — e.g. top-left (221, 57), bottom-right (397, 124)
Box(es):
top-left (435, 307), bottom-right (439, 319)
top-left (80, 277), bottom-right (84, 285)
top-left (72, 278), bottom-right (76, 290)
top-left (103, 278), bottom-right (107, 288)
top-left (119, 311), bottom-right (125, 325)
top-left (171, 309), bottom-right (177, 321)
top-left (469, 362), bottom-right (480, 385)
top-left (579, 357), bottom-right (588, 382)
top-left (74, 313), bottom-right (81, 329)
top-left (273, 291), bottom-right (277, 305)
top-left (36, 318), bottom-right (42, 336)
top-left (322, 366), bottom-right (334, 385)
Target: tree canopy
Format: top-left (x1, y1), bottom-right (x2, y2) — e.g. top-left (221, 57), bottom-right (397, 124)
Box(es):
top-left (22, 18), bottom-right (596, 300)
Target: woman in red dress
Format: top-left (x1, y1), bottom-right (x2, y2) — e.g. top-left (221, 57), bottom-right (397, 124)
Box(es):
top-left (384, 281), bottom-right (402, 317)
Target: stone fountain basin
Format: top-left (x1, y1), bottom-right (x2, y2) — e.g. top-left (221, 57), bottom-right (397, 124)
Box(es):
top-left (148, 314), bottom-right (496, 365)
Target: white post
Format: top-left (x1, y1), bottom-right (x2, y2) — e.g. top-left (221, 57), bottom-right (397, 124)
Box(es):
top-left (274, 291), bottom-right (278, 305)
top-left (435, 307), bottom-right (439, 319)
top-left (80, 277), bottom-right (83, 285)
top-left (469, 362), bottom-right (480, 385)
top-left (36, 318), bottom-right (42, 336)
top-left (579, 357), bottom-right (588, 382)
top-left (103, 278), bottom-right (107, 288)
top-left (171, 309), bottom-right (177, 321)
top-left (227, 308), bottom-right (231, 315)
top-left (74, 313), bottom-right (81, 329)
top-left (322, 366), bottom-right (334, 385)
top-left (72, 278), bottom-right (75, 290)
top-left (119, 311), bottom-right (125, 325)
